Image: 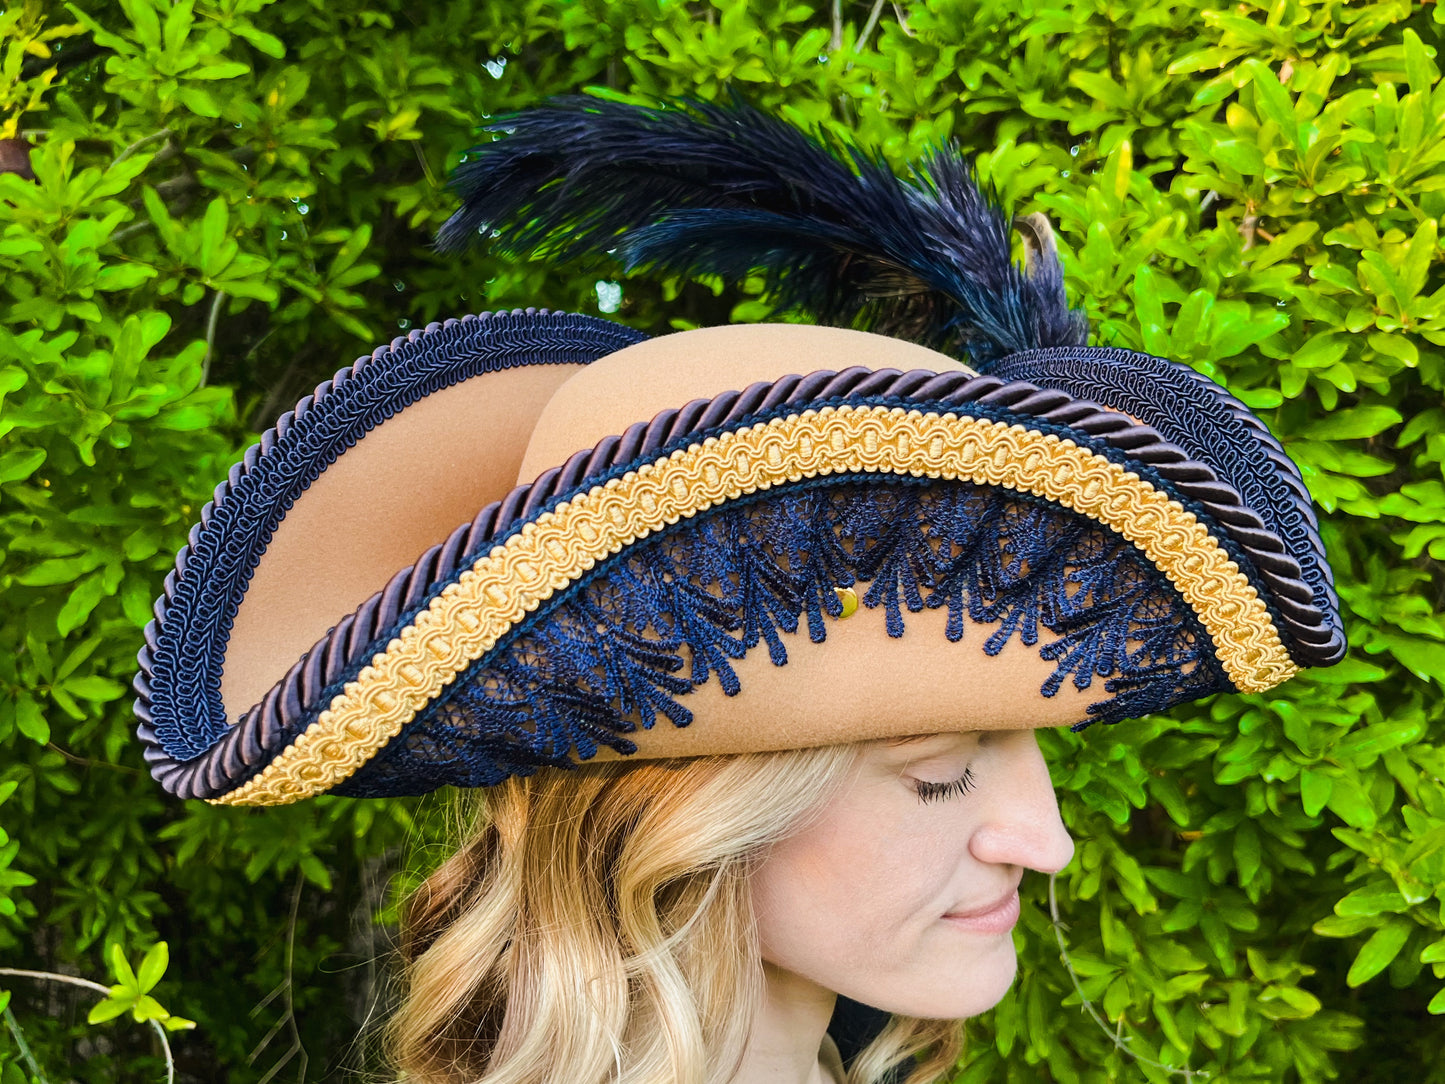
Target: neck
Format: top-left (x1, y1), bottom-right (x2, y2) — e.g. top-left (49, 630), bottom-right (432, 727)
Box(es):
top-left (730, 963), bottom-right (838, 1084)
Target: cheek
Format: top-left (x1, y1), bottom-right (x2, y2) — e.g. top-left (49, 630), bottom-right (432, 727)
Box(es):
top-left (751, 804), bottom-right (960, 979)
top-left (749, 799), bottom-right (1020, 1019)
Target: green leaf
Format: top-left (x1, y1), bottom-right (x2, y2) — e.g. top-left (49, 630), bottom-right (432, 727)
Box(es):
top-left (1243, 59), bottom-right (1299, 147)
top-left (1377, 636), bottom-right (1445, 683)
top-left (1315, 913), bottom-right (1377, 938)
top-left (108, 943), bottom-right (138, 990)
top-left (1336, 885), bottom-right (1409, 917)
top-left (235, 24), bottom-right (286, 57)
top-left (13, 554), bottom-right (101, 586)
top-left (1301, 769), bottom-right (1332, 817)
top-left (175, 86), bottom-right (222, 118)
top-left (1133, 266), bottom-right (1168, 355)
top-left (1347, 920), bottom-right (1412, 987)
top-left (326, 223), bottom-right (374, 281)
top-left (63, 675), bottom-right (127, 701)
top-left (161, 0), bottom-right (195, 53)
top-left (1305, 656), bottom-right (1388, 684)
top-left (191, 62), bottom-right (251, 80)
top-left (1402, 28), bottom-right (1439, 97)
top-left (0, 237), bottom-right (42, 257)
top-left (57, 572), bottom-right (109, 637)
top-left (136, 941), bottom-right (168, 993)
top-left (1292, 334), bottom-right (1348, 371)
top-left (1070, 70), bottom-right (1130, 111)
top-left (198, 198), bottom-right (229, 277)
top-left (298, 853), bottom-right (333, 891)
top-left (1212, 139), bottom-right (1265, 176)
top-left (1210, 307), bottom-right (1288, 358)
top-left (155, 403), bottom-right (220, 430)
top-left (0, 447), bottom-right (46, 484)
top-left (1327, 775), bottom-right (1377, 829)
top-left (1233, 821), bottom-right (1262, 886)
top-left (1169, 46), bottom-right (1241, 75)
top-left (131, 994), bottom-right (170, 1022)
top-left (1301, 406), bottom-right (1404, 441)
top-left (87, 995), bottom-right (132, 1024)
top-left (1106, 138), bottom-right (1132, 203)
top-left (1400, 218), bottom-right (1437, 298)
top-left (95, 263), bottom-right (158, 291)
top-left (1337, 719), bottom-right (1426, 761)
top-left (122, 0), bottom-right (162, 47)
top-left (1368, 332), bottom-right (1418, 367)
top-left (14, 693), bottom-right (49, 745)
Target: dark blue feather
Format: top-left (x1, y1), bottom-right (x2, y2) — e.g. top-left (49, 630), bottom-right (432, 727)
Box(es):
top-left (438, 95), bottom-right (1088, 366)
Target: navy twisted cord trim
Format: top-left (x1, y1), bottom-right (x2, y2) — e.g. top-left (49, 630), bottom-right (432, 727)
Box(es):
top-left (135, 310), bottom-right (648, 770)
top-left (984, 346), bottom-right (1343, 665)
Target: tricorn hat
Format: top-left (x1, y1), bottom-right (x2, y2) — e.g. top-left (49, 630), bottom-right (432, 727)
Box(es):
top-left (134, 98), bottom-right (1344, 806)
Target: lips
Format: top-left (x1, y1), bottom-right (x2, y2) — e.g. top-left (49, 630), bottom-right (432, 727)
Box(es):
top-left (942, 888), bottom-right (1022, 935)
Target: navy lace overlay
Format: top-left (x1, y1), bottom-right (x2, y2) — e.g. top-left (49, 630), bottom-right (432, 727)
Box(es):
top-left (339, 477), bottom-right (1229, 798)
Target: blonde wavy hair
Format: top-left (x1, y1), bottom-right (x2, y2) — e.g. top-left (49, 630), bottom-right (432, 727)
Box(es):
top-left (389, 744), bottom-right (965, 1084)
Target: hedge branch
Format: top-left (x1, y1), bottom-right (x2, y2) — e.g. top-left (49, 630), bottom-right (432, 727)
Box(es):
top-left (1047, 875), bottom-right (1206, 1081)
top-left (249, 872), bottom-right (310, 1084)
top-left (890, 1), bottom-right (913, 36)
top-left (201, 289), bottom-right (228, 388)
top-left (113, 129), bottom-right (173, 167)
top-left (0, 968), bottom-right (175, 1084)
top-left (2, 1002), bottom-right (49, 1084)
top-left (857, 0), bottom-right (886, 53)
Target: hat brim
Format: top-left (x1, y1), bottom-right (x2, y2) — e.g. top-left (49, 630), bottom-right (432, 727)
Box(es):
top-left (136, 317), bottom-right (1336, 805)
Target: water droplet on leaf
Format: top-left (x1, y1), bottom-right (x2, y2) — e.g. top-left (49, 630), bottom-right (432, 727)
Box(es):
top-left (595, 280), bottom-right (623, 314)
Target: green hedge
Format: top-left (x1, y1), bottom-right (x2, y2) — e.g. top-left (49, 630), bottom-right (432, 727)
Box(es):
top-left (1, 0), bottom-right (1442, 1080)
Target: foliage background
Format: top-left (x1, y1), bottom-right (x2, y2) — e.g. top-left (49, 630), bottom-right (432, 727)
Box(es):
top-left (1, 0), bottom-right (1444, 1080)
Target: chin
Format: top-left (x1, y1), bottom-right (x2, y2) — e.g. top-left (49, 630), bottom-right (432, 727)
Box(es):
top-left (951, 945), bottom-right (1021, 1018)
top-left (862, 940), bottom-right (1021, 1021)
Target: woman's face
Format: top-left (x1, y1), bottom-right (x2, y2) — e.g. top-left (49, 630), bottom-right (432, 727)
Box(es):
top-left (749, 729), bottom-right (1074, 1019)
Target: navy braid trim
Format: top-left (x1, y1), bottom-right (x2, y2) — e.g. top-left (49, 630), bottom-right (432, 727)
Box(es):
top-left (134, 310), bottom-right (648, 774)
top-left (142, 365), bottom-right (1286, 800)
top-left (984, 346), bottom-right (1343, 666)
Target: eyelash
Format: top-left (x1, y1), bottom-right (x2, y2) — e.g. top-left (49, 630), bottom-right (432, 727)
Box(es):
top-left (913, 767), bottom-right (977, 804)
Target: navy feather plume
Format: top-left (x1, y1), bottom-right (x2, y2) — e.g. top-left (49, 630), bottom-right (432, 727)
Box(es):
top-left (438, 95), bottom-right (1088, 367)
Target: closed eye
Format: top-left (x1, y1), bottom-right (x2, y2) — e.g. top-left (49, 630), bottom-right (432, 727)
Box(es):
top-left (914, 766), bottom-right (977, 804)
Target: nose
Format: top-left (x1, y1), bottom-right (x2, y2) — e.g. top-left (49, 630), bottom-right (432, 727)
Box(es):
top-left (968, 729), bottom-right (1074, 874)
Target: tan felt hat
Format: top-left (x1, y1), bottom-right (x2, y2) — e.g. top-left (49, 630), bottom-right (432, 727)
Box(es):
top-left (134, 99), bottom-right (1342, 806)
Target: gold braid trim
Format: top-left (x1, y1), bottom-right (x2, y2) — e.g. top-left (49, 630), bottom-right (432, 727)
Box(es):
top-left (215, 406), bottom-right (1296, 806)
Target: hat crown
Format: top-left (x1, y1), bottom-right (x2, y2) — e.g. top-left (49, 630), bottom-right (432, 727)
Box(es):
top-left (517, 323), bottom-right (974, 483)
